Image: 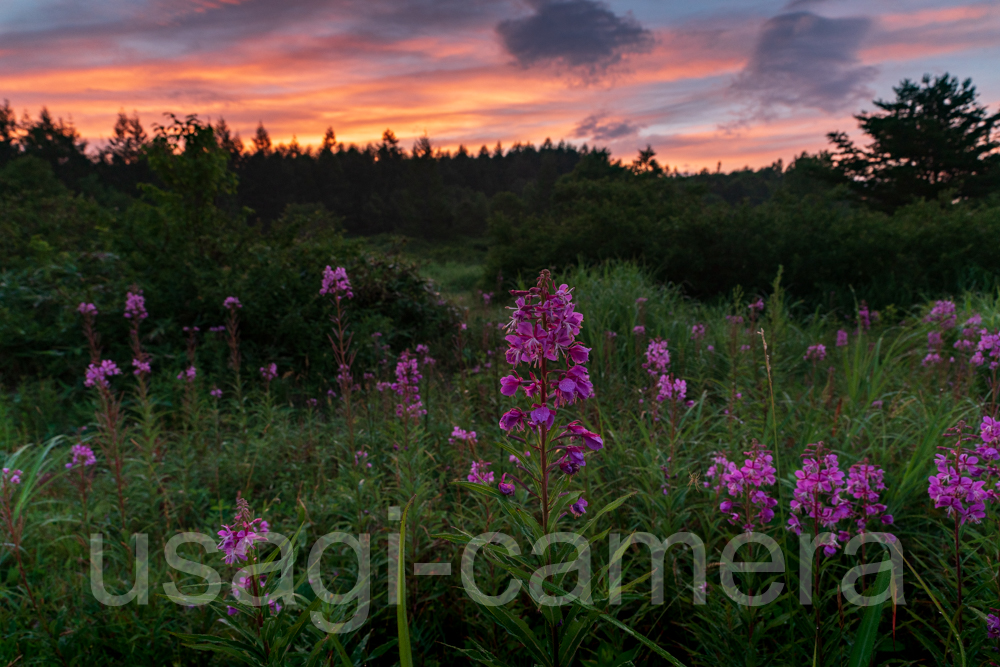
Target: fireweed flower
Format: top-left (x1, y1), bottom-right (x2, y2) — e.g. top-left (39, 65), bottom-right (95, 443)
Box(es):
top-left (1, 468), bottom-right (22, 485)
top-left (123, 290), bottom-right (148, 320)
top-left (691, 323), bottom-right (706, 340)
top-left (804, 344), bottom-right (827, 362)
top-left (210, 387), bottom-right (223, 399)
top-left (928, 444), bottom-right (989, 525)
top-left (643, 338), bottom-right (671, 376)
top-left (391, 351), bottom-right (426, 419)
top-left (719, 440), bottom-right (778, 533)
top-left (176, 366), bottom-right (197, 383)
top-left (655, 375), bottom-right (686, 403)
top-left (704, 453), bottom-right (734, 493)
top-left (467, 460), bottom-right (495, 485)
top-left (223, 296), bottom-right (242, 311)
top-left (924, 300), bottom-right (957, 329)
top-left (979, 416), bottom-right (1000, 461)
top-left (569, 497), bottom-right (588, 517)
top-left (319, 265), bottom-right (353, 300)
top-left (497, 272), bottom-right (602, 535)
top-left (354, 451), bottom-right (372, 468)
top-left (632, 325), bottom-right (646, 335)
top-left (415, 343), bottom-right (436, 366)
top-left (498, 473), bottom-right (515, 496)
top-left (971, 329), bottom-right (1000, 369)
top-left (449, 427), bottom-right (477, 446)
top-left (259, 364), bottom-right (278, 382)
top-left (78, 302), bottom-right (98, 316)
top-left (845, 460), bottom-right (893, 531)
top-left (748, 298), bottom-right (764, 314)
top-left (836, 330), bottom-right (849, 347)
top-left (922, 352), bottom-right (943, 367)
top-left (787, 445), bottom-right (851, 555)
top-left (217, 497), bottom-right (267, 565)
top-left (988, 611), bottom-right (1000, 639)
top-left (66, 444), bottom-right (97, 469)
top-left (131, 359), bottom-right (151, 376)
top-left (84, 360), bottom-right (121, 388)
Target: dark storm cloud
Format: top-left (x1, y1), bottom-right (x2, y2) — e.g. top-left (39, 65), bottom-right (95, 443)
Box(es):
top-left (496, 0), bottom-right (652, 71)
top-left (732, 11), bottom-right (876, 113)
top-left (572, 113), bottom-right (640, 140)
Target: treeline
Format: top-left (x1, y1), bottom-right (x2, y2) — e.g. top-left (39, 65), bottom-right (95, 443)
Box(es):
top-left (0, 103), bottom-right (588, 238)
top-left (0, 116), bottom-right (457, 385)
top-left (2, 72), bottom-right (999, 314)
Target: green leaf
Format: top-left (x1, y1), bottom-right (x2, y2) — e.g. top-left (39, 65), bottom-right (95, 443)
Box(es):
top-left (578, 493), bottom-right (635, 537)
top-left (398, 495), bottom-right (416, 667)
top-left (472, 598), bottom-right (553, 667)
top-left (444, 639), bottom-right (515, 667)
top-left (559, 610), bottom-right (600, 666)
top-left (455, 480), bottom-right (506, 500)
top-left (846, 555), bottom-right (893, 667)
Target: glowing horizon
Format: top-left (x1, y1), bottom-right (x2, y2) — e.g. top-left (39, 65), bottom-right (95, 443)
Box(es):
top-left (1, 0), bottom-right (998, 172)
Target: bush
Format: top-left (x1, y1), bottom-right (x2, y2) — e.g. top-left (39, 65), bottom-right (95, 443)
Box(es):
top-left (485, 161), bottom-right (1000, 308)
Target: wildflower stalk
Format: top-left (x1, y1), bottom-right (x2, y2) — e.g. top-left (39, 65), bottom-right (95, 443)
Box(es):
top-left (321, 266), bottom-right (356, 446)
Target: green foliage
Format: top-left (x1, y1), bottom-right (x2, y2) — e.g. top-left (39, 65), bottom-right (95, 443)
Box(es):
top-left (0, 133), bottom-right (457, 388)
top-left (486, 162), bottom-right (1000, 308)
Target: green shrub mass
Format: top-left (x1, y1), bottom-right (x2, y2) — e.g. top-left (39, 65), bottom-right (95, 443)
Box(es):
top-left (486, 152), bottom-right (1000, 308)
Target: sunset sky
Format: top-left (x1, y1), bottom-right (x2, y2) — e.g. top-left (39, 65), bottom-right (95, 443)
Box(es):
top-left (2, 0), bottom-right (998, 171)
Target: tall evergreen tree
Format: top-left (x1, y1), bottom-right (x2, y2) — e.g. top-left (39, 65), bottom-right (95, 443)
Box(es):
top-left (828, 73), bottom-right (1000, 209)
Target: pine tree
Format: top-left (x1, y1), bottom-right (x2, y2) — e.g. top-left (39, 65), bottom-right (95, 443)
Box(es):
top-left (828, 73), bottom-right (1000, 209)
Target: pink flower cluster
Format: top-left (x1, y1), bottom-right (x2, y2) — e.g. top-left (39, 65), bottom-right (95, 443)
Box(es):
top-left (845, 461), bottom-right (893, 531)
top-left (787, 448), bottom-right (851, 555)
top-left (415, 343), bottom-right (435, 366)
top-left (703, 453), bottom-right (733, 493)
top-left (449, 427), bottom-right (477, 446)
top-left (354, 450), bottom-right (372, 468)
top-left (836, 330), bottom-right (848, 347)
top-left (2, 468), bottom-right (23, 485)
top-left (176, 366), bottom-right (197, 383)
top-left (259, 363), bottom-right (278, 382)
top-left (928, 427), bottom-right (994, 525)
top-left (970, 328), bottom-right (1000, 369)
top-left (66, 444), bottom-right (97, 469)
top-left (803, 344), bottom-right (826, 362)
top-left (84, 360), bottom-right (121, 388)
top-left (217, 498), bottom-right (269, 565)
top-left (655, 374), bottom-right (686, 403)
top-left (718, 442), bottom-right (778, 533)
top-left (499, 282), bottom-right (592, 410)
top-left (320, 265), bottom-right (353, 299)
top-left (223, 296), bottom-right (242, 311)
top-left (924, 300), bottom-right (957, 329)
top-left (642, 338), bottom-right (670, 376)
top-left (391, 351), bottom-right (425, 419)
top-left (132, 358), bottom-right (151, 376)
top-left (748, 298), bottom-right (764, 313)
top-left (124, 290), bottom-right (148, 320)
top-left (467, 460), bottom-right (494, 485)
top-left (77, 302), bottom-right (98, 316)
top-left (691, 323), bottom-right (706, 340)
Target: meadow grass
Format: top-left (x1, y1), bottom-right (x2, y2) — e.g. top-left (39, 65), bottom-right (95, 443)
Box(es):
top-left (0, 262), bottom-right (997, 666)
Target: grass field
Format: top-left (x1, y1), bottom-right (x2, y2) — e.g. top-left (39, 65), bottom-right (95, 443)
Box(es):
top-left (1, 261), bottom-right (998, 666)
